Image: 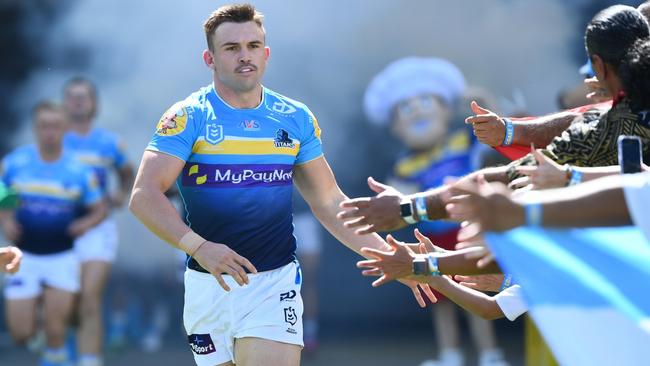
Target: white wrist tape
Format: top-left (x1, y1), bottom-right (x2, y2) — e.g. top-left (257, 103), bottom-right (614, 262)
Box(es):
top-left (178, 230), bottom-right (207, 256)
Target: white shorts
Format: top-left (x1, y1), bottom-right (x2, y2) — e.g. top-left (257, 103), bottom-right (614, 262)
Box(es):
top-left (4, 250), bottom-right (80, 300)
top-left (293, 213), bottom-right (322, 256)
top-left (183, 261), bottom-right (304, 366)
top-left (74, 217), bottom-right (118, 263)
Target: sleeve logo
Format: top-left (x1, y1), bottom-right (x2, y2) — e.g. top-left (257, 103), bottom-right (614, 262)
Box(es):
top-left (156, 104), bottom-right (188, 136)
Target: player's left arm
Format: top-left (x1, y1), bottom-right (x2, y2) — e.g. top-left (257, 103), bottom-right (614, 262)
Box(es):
top-left (293, 157), bottom-right (437, 307)
top-left (68, 171), bottom-right (108, 237)
top-left (112, 139), bottom-right (135, 208)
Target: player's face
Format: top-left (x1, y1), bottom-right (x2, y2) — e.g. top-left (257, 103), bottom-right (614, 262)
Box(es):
top-left (391, 94), bottom-right (451, 150)
top-left (209, 21), bottom-right (269, 93)
top-left (34, 109), bottom-right (67, 150)
top-left (64, 83), bottom-right (96, 121)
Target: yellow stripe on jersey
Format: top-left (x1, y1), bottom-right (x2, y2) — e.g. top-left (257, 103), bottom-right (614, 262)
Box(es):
top-left (192, 138), bottom-right (300, 156)
top-left (12, 182), bottom-right (81, 200)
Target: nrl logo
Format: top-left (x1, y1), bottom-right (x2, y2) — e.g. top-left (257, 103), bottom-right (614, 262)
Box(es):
top-left (205, 123), bottom-right (224, 145)
top-left (284, 307), bottom-right (297, 326)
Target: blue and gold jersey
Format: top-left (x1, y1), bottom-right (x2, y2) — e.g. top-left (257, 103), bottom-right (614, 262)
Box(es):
top-left (64, 127), bottom-right (129, 194)
top-left (147, 84), bottom-right (323, 272)
top-left (393, 129), bottom-right (478, 235)
top-left (1, 145), bottom-right (102, 254)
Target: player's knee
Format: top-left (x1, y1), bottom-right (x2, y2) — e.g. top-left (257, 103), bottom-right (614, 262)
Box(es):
top-left (10, 327), bottom-right (35, 346)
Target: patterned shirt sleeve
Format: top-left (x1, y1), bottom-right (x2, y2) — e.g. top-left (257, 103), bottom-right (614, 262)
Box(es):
top-left (146, 102), bottom-right (201, 162)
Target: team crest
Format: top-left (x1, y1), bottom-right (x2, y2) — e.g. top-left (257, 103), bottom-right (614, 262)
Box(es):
top-left (205, 123), bottom-right (224, 145)
top-left (156, 104), bottom-right (188, 136)
top-left (274, 129), bottom-right (295, 148)
top-left (284, 307), bottom-right (297, 326)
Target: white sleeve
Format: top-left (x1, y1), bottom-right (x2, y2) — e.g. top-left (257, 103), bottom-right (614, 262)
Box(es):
top-left (494, 285), bottom-right (528, 321)
top-left (623, 172), bottom-right (650, 242)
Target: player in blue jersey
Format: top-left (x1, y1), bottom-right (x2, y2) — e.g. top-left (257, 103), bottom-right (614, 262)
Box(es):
top-left (62, 77), bottom-right (134, 366)
top-left (1, 102), bottom-right (106, 366)
top-left (129, 4), bottom-right (435, 366)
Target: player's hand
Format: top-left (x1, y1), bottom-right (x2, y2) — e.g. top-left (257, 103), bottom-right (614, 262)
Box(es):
top-left (1, 217), bottom-right (22, 243)
top-left (193, 242), bottom-right (257, 292)
top-left (513, 147), bottom-right (567, 190)
top-left (357, 234), bottom-right (417, 285)
top-left (0, 246), bottom-right (22, 274)
top-left (338, 177), bottom-right (407, 234)
top-left (454, 274), bottom-right (504, 292)
top-left (465, 101), bottom-right (506, 147)
top-left (584, 77), bottom-right (611, 103)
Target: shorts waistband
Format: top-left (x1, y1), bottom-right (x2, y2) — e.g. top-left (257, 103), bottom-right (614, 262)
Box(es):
top-left (186, 256), bottom-right (296, 274)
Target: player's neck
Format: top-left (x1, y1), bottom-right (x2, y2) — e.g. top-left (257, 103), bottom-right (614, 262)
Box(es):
top-left (38, 145), bottom-right (62, 162)
top-left (213, 82), bottom-right (263, 109)
top-left (69, 118), bottom-right (93, 135)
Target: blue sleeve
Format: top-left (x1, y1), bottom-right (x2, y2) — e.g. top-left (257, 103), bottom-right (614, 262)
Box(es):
top-left (146, 102), bottom-right (201, 162)
top-left (82, 169), bottom-right (102, 206)
top-left (295, 108), bottom-right (323, 165)
top-left (111, 136), bottom-right (129, 169)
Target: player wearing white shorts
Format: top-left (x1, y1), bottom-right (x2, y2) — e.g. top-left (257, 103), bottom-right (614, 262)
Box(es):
top-left (1, 102), bottom-right (106, 366)
top-left (62, 77), bottom-right (135, 366)
top-left (129, 4), bottom-right (435, 366)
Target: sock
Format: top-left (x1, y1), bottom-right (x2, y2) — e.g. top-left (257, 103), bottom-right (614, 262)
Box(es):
top-left (439, 348), bottom-right (464, 366)
top-left (479, 349), bottom-right (507, 366)
top-left (79, 354), bottom-right (103, 366)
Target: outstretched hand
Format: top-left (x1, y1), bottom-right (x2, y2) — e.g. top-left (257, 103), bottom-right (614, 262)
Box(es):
top-left (337, 177), bottom-right (408, 234)
top-left (512, 146), bottom-right (567, 190)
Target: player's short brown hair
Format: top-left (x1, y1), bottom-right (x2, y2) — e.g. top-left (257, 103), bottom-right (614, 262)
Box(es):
top-left (203, 3), bottom-right (264, 51)
top-left (32, 101), bottom-right (65, 120)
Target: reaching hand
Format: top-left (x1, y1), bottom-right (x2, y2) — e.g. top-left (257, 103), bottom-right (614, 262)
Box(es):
top-left (454, 274), bottom-right (504, 292)
top-left (465, 101), bottom-right (506, 147)
top-left (193, 242), bottom-right (258, 292)
top-left (512, 147), bottom-right (567, 190)
top-left (0, 246), bottom-right (22, 274)
top-left (357, 234), bottom-right (418, 286)
top-left (445, 175), bottom-right (524, 237)
top-left (338, 177), bottom-right (408, 234)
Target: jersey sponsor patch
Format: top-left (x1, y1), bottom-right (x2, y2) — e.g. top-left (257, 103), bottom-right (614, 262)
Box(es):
top-left (156, 103), bottom-right (189, 136)
top-left (187, 333), bottom-right (216, 355)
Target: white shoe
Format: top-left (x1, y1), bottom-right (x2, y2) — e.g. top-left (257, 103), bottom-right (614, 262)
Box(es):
top-left (419, 349), bottom-right (464, 366)
top-left (479, 349), bottom-right (509, 366)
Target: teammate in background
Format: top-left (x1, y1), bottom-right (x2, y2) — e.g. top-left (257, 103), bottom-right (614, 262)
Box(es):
top-left (0, 246), bottom-right (22, 274)
top-left (1, 102), bottom-right (106, 366)
top-left (129, 4), bottom-right (434, 366)
top-left (362, 58), bottom-right (508, 366)
top-left (62, 77), bottom-right (134, 366)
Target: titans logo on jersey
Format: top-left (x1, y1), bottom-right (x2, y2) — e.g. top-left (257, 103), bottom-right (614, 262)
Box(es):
top-left (147, 84), bottom-right (323, 272)
top-left (1, 146), bottom-right (102, 254)
top-left (64, 128), bottom-right (129, 194)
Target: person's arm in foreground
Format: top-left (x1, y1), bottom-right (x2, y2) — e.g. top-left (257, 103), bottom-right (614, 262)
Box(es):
top-left (129, 151), bottom-right (256, 291)
top-left (293, 156), bottom-right (436, 307)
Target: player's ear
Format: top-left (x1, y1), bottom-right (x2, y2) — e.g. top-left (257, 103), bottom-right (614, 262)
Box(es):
top-left (264, 46), bottom-right (270, 61)
top-left (203, 49), bottom-right (215, 69)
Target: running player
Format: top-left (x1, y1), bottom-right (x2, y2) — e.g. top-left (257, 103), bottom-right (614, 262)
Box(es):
top-left (62, 77), bottom-right (135, 366)
top-left (1, 101), bottom-right (106, 366)
top-left (129, 4), bottom-right (434, 366)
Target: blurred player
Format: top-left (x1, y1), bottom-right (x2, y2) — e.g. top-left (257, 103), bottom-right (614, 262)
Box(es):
top-left (1, 102), bottom-right (106, 366)
top-left (63, 77), bottom-right (134, 366)
top-left (129, 4), bottom-right (434, 366)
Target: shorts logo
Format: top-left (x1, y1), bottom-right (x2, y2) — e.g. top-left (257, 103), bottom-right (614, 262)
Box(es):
top-left (187, 333), bottom-right (216, 355)
top-left (5, 278), bottom-right (23, 287)
top-left (156, 104), bottom-right (188, 136)
top-left (280, 290), bottom-right (297, 301)
top-left (272, 100), bottom-right (297, 114)
top-left (284, 307), bottom-right (297, 326)
top-left (205, 123), bottom-right (224, 145)
top-left (239, 120), bottom-right (260, 131)
top-left (274, 129), bottom-right (295, 148)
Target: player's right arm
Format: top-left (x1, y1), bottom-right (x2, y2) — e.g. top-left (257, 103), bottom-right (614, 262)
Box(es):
top-left (130, 103), bottom-right (256, 291)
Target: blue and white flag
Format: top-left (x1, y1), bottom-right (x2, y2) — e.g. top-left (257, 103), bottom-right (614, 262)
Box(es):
top-left (485, 226), bottom-right (650, 366)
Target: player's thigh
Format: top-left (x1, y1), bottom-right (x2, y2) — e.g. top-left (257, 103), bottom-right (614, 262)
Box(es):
top-left (80, 260), bottom-right (111, 299)
top-left (5, 297), bottom-right (38, 341)
top-left (234, 337), bottom-right (300, 366)
top-left (43, 286), bottom-right (76, 326)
